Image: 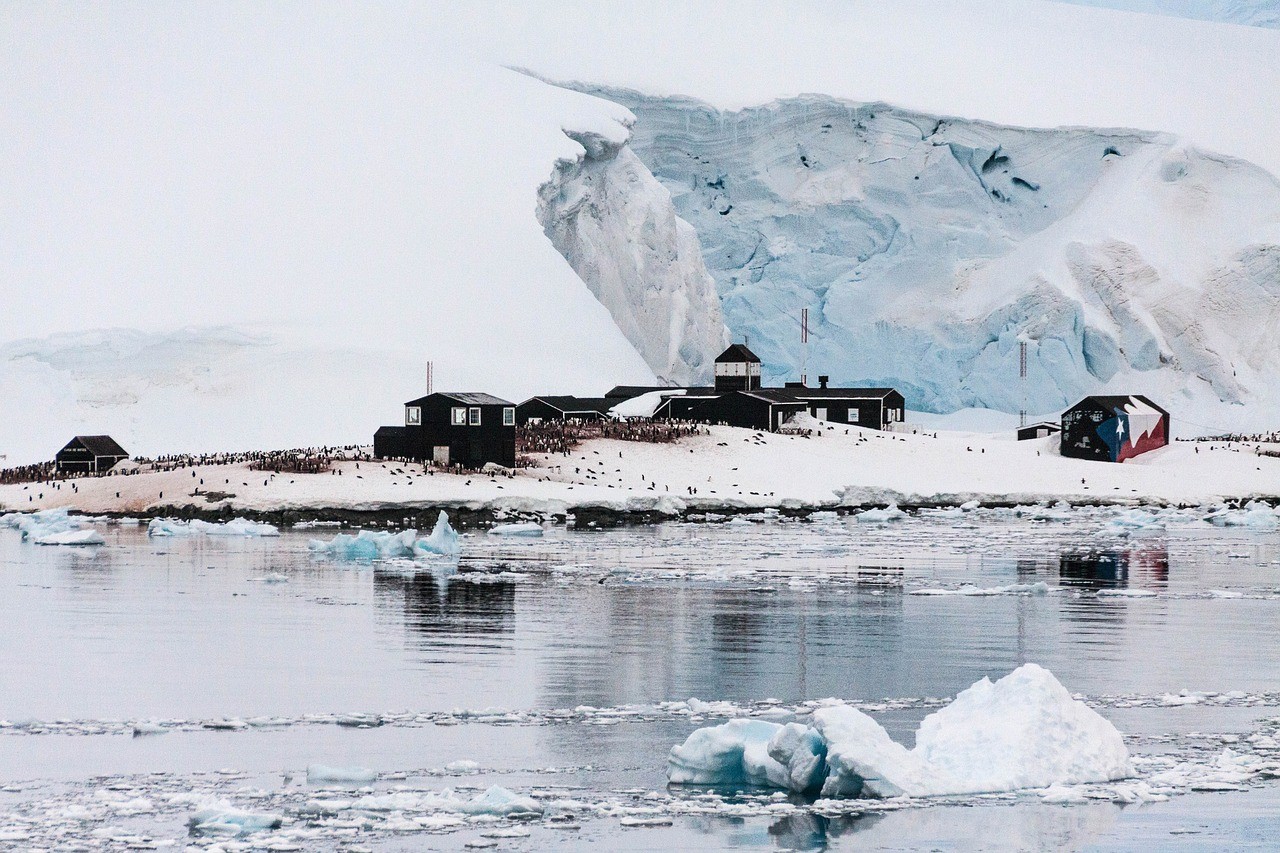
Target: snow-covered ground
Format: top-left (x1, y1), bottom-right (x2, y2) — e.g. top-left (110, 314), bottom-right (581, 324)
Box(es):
top-left (3, 423), bottom-right (1278, 516)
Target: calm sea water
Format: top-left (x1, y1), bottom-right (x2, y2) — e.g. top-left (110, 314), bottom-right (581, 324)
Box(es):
top-left (2, 511), bottom-right (1279, 850)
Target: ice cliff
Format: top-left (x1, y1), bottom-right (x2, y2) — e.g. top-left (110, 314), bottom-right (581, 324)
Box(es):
top-left (546, 84), bottom-right (1280, 423)
top-left (538, 125), bottom-right (727, 385)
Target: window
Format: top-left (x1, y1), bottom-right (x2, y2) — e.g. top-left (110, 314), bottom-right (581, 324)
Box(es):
top-left (405, 406), bottom-right (421, 426)
top-left (502, 407), bottom-right (515, 426)
top-left (451, 407), bottom-right (467, 425)
top-left (468, 407), bottom-right (481, 426)
top-left (849, 409), bottom-right (860, 422)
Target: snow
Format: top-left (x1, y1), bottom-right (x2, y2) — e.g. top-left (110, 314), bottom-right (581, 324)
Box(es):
top-left (667, 664), bottom-right (1132, 798)
top-left (308, 511), bottom-right (460, 561)
top-left (609, 389), bottom-right (686, 419)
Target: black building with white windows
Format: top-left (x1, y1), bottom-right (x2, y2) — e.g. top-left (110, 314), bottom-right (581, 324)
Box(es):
top-left (374, 392), bottom-right (516, 468)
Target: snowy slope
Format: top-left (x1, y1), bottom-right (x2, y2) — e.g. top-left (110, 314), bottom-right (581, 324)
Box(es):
top-left (3, 1), bottom-right (1278, 462)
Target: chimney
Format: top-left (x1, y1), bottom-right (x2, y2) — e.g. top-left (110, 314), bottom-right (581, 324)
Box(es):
top-left (818, 375), bottom-right (829, 389)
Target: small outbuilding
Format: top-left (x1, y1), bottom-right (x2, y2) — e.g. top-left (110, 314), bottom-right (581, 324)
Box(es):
top-left (375, 392), bottom-right (516, 468)
top-left (1060, 396), bottom-right (1169, 463)
top-left (55, 435), bottom-right (129, 473)
top-left (516, 396), bottom-right (614, 424)
top-left (1017, 421), bottom-right (1062, 441)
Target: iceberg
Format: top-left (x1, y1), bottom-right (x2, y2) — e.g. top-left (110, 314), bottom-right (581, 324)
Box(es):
top-left (458, 786), bottom-right (543, 817)
top-left (488, 521), bottom-right (544, 537)
top-left (306, 764), bottom-right (377, 785)
top-left (855, 504), bottom-right (907, 523)
top-left (32, 528), bottom-right (105, 546)
top-left (148, 517), bottom-right (279, 537)
top-left (667, 664), bottom-right (1132, 798)
top-left (187, 802), bottom-right (283, 836)
top-left (3, 508), bottom-right (87, 541)
top-left (309, 511), bottom-right (460, 561)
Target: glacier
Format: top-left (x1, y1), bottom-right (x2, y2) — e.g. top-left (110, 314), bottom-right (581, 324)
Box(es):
top-left (544, 84), bottom-right (1280, 424)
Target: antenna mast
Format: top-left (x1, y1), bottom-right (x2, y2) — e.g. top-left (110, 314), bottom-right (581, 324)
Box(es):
top-left (426, 361), bottom-right (433, 395)
top-left (801, 307), bottom-right (809, 386)
top-left (1018, 341), bottom-right (1027, 428)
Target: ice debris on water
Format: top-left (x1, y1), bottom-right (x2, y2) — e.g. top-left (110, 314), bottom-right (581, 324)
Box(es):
top-left (308, 511), bottom-right (460, 560)
top-left (2, 508), bottom-right (103, 545)
top-left (854, 503), bottom-right (907, 523)
top-left (306, 764), bottom-right (377, 785)
top-left (147, 517), bottom-right (280, 537)
top-left (187, 801), bottom-right (283, 836)
top-left (667, 664), bottom-right (1132, 798)
top-left (487, 521), bottom-right (543, 536)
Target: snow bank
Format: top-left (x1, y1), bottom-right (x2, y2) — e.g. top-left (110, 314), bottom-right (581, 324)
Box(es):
top-left (609, 389), bottom-right (685, 418)
top-left (667, 664), bottom-right (1131, 798)
top-left (147, 517), bottom-right (279, 537)
top-left (309, 511), bottom-right (460, 561)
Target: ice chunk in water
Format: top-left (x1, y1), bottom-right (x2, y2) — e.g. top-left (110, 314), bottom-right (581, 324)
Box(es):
top-left (306, 764), bottom-right (377, 785)
top-left (669, 664), bottom-right (1132, 798)
top-left (459, 786), bottom-right (543, 816)
top-left (32, 528), bottom-right (105, 546)
top-left (487, 521), bottom-right (543, 537)
top-left (855, 504), bottom-right (907, 523)
top-left (4, 508), bottom-right (89, 541)
top-left (309, 512), bottom-right (460, 560)
top-left (187, 801), bottom-right (283, 836)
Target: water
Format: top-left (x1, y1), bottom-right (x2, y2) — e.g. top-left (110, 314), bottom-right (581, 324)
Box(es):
top-left (3, 508), bottom-right (1280, 850)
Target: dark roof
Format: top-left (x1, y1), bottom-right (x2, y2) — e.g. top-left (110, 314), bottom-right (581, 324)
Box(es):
top-left (521, 396), bottom-right (614, 414)
top-left (785, 387), bottom-right (899, 400)
top-left (375, 425), bottom-right (410, 435)
top-left (715, 343), bottom-right (761, 363)
top-left (731, 389), bottom-right (809, 404)
top-left (405, 392), bottom-right (514, 407)
top-left (605, 385), bottom-right (716, 400)
top-left (1069, 395), bottom-right (1169, 416)
top-left (64, 435), bottom-right (128, 457)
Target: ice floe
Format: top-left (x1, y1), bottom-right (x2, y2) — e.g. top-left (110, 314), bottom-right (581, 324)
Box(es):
top-left (487, 521), bottom-right (544, 536)
top-left (668, 664), bottom-right (1132, 798)
top-left (147, 517), bottom-right (279, 537)
top-left (2, 507), bottom-right (102, 544)
top-left (305, 764), bottom-right (377, 785)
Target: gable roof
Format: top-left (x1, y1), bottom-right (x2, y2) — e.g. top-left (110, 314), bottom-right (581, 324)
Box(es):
top-left (522, 396), bottom-right (614, 414)
top-left (405, 392), bottom-right (514, 407)
top-left (728, 389), bottom-right (809, 404)
top-left (1071, 395), bottom-right (1169, 417)
top-left (785, 387), bottom-right (899, 400)
top-left (715, 343), bottom-right (761, 363)
top-left (64, 435), bottom-right (128, 457)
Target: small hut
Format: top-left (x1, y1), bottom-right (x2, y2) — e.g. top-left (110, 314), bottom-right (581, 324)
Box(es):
top-left (55, 436), bottom-right (129, 473)
top-left (1060, 396), bottom-right (1169, 462)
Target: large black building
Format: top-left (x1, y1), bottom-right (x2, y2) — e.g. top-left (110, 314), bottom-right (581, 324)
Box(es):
top-left (1060, 395), bottom-right (1169, 463)
top-left (55, 435), bottom-right (129, 473)
top-left (689, 389), bottom-right (809, 432)
top-left (373, 392), bottom-right (516, 468)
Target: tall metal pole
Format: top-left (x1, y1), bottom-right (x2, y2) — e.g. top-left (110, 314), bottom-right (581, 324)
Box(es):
top-left (1019, 341), bottom-right (1027, 428)
top-left (801, 307), bottom-right (809, 387)
top-left (426, 361), bottom-right (433, 395)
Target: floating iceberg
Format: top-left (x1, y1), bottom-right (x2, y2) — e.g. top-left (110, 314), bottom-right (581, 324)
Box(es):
top-left (32, 528), bottom-right (105, 546)
top-left (306, 764), bottom-right (377, 785)
top-left (187, 801), bottom-right (283, 836)
top-left (855, 504), bottom-right (907, 523)
top-left (457, 786), bottom-right (543, 817)
top-left (309, 511), bottom-right (460, 561)
top-left (488, 521), bottom-right (543, 537)
top-left (3, 508), bottom-right (89, 541)
top-left (667, 664), bottom-right (1132, 798)
top-left (147, 517), bottom-right (279, 537)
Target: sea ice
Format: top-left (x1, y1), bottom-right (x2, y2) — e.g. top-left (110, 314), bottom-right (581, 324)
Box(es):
top-left (855, 504), bottom-right (907, 523)
top-left (458, 786), bottom-right (544, 817)
top-left (668, 664), bottom-right (1132, 798)
top-left (187, 801), bottom-right (283, 836)
top-left (148, 517), bottom-right (279, 537)
top-left (3, 508), bottom-right (90, 541)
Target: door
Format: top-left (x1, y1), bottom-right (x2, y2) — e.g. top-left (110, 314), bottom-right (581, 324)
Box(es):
top-left (814, 407), bottom-right (827, 422)
top-left (432, 445), bottom-right (449, 466)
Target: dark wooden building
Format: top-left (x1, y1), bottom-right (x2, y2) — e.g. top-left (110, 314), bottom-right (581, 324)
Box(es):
top-left (55, 435), bottom-right (129, 473)
top-left (782, 379), bottom-right (906, 430)
top-left (714, 343), bottom-right (762, 392)
top-left (516, 396), bottom-right (614, 424)
top-left (374, 392), bottom-right (516, 468)
top-left (1017, 421), bottom-right (1061, 441)
top-left (688, 389), bottom-right (808, 432)
top-left (1060, 395), bottom-right (1169, 463)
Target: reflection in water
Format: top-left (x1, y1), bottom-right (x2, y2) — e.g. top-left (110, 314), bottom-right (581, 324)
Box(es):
top-left (374, 570), bottom-right (515, 642)
top-left (1059, 546), bottom-right (1169, 590)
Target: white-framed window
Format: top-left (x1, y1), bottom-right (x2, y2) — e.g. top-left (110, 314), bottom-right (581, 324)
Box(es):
top-left (502, 407), bottom-right (515, 426)
top-left (405, 406), bottom-right (421, 426)
top-left (451, 407), bottom-right (467, 425)
top-left (849, 408), bottom-right (860, 422)
top-left (468, 407), bottom-right (481, 426)
top-left (749, 363), bottom-right (761, 376)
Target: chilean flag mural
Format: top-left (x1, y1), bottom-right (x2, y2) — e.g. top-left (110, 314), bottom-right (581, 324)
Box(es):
top-left (1060, 396), bottom-right (1170, 463)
